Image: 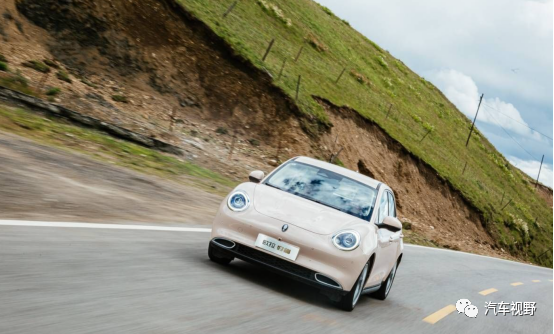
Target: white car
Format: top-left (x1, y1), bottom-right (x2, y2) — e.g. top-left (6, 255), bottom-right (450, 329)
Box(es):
top-left (209, 156), bottom-right (403, 311)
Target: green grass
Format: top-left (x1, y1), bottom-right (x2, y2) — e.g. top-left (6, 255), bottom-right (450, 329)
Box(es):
top-left (0, 72), bottom-right (36, 96)
top-left (46, 87), bottom-right (61, 96)
top-left (0, 105), bottom-right (236, 194)
top-left (179, 0), bottom-right (552, 266)
top-left (112, 94), bottom-right (129, 103)
top-left (0, 61), bottom-right (8, 72)
top-left (56, 70), bottom-right (72, 83)
top-left (22, 60), bottom-right (50, 73)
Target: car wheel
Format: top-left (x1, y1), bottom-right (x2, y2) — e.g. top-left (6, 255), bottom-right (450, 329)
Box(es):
top-left (208, 243), bottom-right (234, 265)
top-left (336, 263), bottom-right (369, 312)
top-left (372, 260), bottom-right (398, 300)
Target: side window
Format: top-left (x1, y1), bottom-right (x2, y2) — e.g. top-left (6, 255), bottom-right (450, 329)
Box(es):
top-left (378, 193), bottom-right (388, 224)
top-left (387, 192), bottom-right (396, 218)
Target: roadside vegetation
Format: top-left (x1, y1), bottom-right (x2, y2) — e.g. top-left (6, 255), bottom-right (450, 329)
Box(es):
top-left (0, 105), bottom-right (236, 194)
top-left (179, 0), bottom-right (552, 265)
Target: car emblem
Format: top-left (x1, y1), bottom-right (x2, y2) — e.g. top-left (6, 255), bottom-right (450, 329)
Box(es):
top-left (282, 224), bottom-right (289, 232)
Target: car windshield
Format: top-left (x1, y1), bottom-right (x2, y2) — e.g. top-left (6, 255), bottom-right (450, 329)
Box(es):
top-left (264, 161), bottom-right (377, 220)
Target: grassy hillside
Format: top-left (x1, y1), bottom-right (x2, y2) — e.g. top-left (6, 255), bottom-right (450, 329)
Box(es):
top-left (178, 0), bottom-right (552, 265)
top-left (0, 105), bottom-right (235, 194)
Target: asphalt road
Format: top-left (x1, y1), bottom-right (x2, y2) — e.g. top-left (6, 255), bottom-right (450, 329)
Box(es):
top-left (0, 222), bottom-right (552, 334)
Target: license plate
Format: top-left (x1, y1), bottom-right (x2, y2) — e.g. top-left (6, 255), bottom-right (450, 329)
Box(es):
top-left (254, 234), bottom-right (299, 261)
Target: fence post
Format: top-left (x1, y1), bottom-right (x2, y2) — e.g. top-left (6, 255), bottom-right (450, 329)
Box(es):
top-left (462, 161), bottom-right (468, 175)
top-left (275, 136), bottom-right (283, 162)
top-left (294, 46), bottom-right (304, 62)
top-left (500, 190), bottom-right (505, 206)
top-left (500, 198), bottom-right (512, 211)
top-left (465, 93), bottom-right (484, 147)
top-left (335, 67), bottom-right (346, 84)
top-left (419, 129), bottom-right (431, 143)
top-left (169, 107), bottom-right (177, 132)
top-left (329, 147), bottom-right (344, 164)
top-left (295, 75), bottom-right (301, 100)
top-left (535, 154), bottom-right (544, 189)
top-left (228, 131), bottom-right (237, 160)
top-left (262, 38), bottom-right (275, 62)
top-left (277, 58), bottom-right (287, 80)
top-left (385, 103), bottom-right (393, 119)
top-left (222, 1), bottom-right (239, 18)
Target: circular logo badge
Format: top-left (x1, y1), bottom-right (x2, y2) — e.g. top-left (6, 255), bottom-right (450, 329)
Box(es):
top-left (282, 224), bottom-right (289, 232)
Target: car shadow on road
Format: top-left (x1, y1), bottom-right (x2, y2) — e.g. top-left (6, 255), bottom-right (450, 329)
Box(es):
top-left (189, 250), bottom-right (343, 310)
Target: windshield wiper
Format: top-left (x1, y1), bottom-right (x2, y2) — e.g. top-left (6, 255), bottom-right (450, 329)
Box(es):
top-left (265, 183), bottom-right (284, 191)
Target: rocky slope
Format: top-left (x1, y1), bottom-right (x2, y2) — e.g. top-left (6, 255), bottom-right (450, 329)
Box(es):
top-left (0, 0), bottom-right (550, 264)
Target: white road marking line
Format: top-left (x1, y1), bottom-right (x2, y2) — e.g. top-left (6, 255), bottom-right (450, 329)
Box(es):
top-left (0, 220), bottom-right (211, 233)
top-left (0, 220), bottom-right (552, 271)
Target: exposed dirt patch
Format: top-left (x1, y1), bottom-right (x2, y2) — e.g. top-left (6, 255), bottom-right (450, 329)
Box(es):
top-left (0, 132), bottom-right (220, 224)
top-left (2, 0), bottom-right (312, 178)
top-left (316, 98), bottom-right (511, 259)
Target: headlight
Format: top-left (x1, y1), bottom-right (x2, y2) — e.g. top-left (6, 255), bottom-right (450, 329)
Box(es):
top-left (332, 230), bottom-right (360, 251)
top-left (227, 191), bottom-right (250, 212)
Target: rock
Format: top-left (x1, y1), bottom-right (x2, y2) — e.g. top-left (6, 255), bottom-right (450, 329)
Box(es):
top-left (268, 159), bottom-right (278, 166)
top-left (183, 139), bottom-right (204, 150)
top-left (429, 225), bottom-right (434, 230)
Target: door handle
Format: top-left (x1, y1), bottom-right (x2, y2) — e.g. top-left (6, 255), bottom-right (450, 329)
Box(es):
top-left (389, 234), bottom-right (403, 242)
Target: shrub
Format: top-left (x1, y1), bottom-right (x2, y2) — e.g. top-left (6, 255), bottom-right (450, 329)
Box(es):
top-left (43, 59), bottom-right (60, 69)
top-left (320, 6), bottom-right (334, 16)
top-left (46, 87), bottom-right (61, 96)
top-left (80, 78), bottom-right (97, 88)
top-left (248, 138), bottom-right (260, 146)
top-left (423, 122), bottom-right (435, 133)
top-left (0, 61), bottom-right (8, 72)
top-left (256, 0), bottom-right (292, 27)
top-left (410, 113), bottom-right (422, 124)
top-left (216, 127), bottom-right (228, 135)
top-left (56, 70), bottom-right (72, 83)
top-left (349, 70), bottom-right (370, 85)
top-left (0, 54), bottom-right (7, 62)
top-left (22, 60), bottom-right (50, 73)
top-left (112, 94), bottom-right (129, 103)
top-left (306, 33), bottom-right (328, 53)
top-left (376, 55), bottom-right (389, 69)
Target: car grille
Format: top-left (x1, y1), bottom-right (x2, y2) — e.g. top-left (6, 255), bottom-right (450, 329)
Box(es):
top-left (234, 244), bottom-right (313, 279)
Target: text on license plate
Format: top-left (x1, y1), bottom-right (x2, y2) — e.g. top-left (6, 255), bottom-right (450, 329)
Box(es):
top-left (254, 234), bottom-right (299, 261)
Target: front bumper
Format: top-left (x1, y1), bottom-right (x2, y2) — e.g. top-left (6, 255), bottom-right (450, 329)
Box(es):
top-left (210, 238), bottom-right (348, 300)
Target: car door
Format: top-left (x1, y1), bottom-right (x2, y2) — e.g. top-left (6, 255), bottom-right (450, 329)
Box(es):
top-left (368, 190), bottom-right (398, 284)
top-left (387, 191), bottom-right (402, 258)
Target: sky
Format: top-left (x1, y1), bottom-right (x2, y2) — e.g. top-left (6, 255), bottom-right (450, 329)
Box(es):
top-left (315, 0), bottom-right (553, 187)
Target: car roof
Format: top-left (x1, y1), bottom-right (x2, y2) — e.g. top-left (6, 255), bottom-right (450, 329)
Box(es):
top-left (293, 156), bottom-right (382, 189)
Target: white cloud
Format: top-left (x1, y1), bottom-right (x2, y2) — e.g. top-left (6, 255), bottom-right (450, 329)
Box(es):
top-left (428, 69), bottom-right (543, 140)
top-left (508, 156), bottom-right (553, 188)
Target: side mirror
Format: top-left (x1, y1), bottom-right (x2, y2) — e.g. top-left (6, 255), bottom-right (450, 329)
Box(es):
top-left (380, 216), bottom-right (402, 232)
top-left (249, 170), bottom-right (265, 183)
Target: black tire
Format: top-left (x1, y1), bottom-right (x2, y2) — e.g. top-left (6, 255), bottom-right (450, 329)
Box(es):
top-left (208, 243), bottom-right (234, 265)
top-left (371, 261), bottom-right (398, 300)
top-left (336, 263), bottom-right (369, 312)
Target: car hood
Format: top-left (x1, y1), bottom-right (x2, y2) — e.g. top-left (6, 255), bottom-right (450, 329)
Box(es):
top-left (253, 184), bottom-right (361, 235)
